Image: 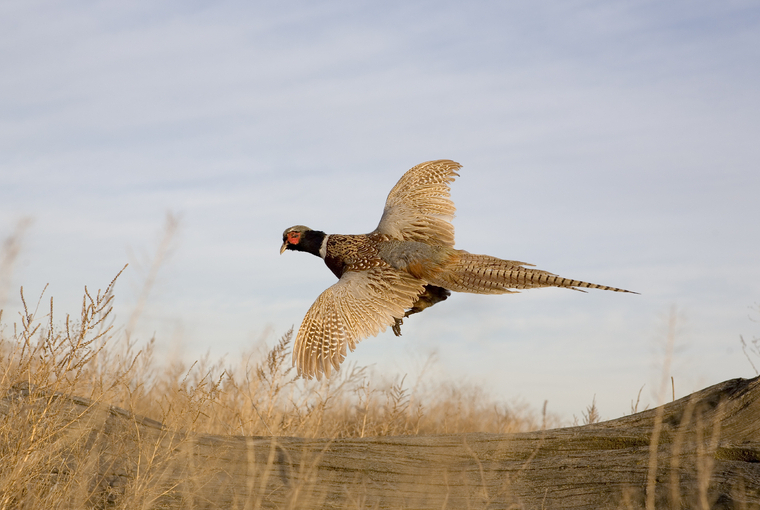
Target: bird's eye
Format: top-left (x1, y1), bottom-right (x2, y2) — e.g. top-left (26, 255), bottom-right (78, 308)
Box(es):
top-left (288, 232), bottom-right (301, 243)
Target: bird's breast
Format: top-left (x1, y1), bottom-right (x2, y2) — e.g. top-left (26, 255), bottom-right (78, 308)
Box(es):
top-left (322, 234), bottom-right (385, 278)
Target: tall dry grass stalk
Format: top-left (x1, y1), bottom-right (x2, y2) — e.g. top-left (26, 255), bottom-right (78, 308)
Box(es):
top-left (0, 218), bottom-right (32, 313)
top-left (740, 303), bottom-right (760, 375)
top-left (645, 306), bottom-right (677, 510)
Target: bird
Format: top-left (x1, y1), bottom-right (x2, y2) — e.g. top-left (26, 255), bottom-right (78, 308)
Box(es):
top-left (281, 160), bottom-right (634, 379)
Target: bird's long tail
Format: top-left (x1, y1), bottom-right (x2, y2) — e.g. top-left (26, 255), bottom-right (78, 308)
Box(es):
top-left (427, 252), bottom-right (635, 295)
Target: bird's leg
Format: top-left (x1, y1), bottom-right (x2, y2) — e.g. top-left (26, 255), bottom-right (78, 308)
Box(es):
top-left (392, 317), bottom-right (404, 336)
top-left (391, 285), bottom-right (451, 336)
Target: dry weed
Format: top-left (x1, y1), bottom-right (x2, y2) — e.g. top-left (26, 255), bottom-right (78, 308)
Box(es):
top-left (0, 267), bottom-right (541, 508)
top-left (0, 219), bottom-right (753, 508)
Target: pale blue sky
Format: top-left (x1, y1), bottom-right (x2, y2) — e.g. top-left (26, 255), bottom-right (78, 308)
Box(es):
top-left (2, 0), bottom-right (759, 419)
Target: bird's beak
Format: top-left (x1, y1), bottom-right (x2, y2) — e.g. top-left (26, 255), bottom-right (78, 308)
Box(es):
top-left (280, 242), bottom-right (287, 254)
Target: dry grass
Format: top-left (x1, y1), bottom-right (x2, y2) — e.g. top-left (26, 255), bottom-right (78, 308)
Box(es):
top-left (0, 281), bottom-right (753, 509)
top-left (0, 284), bottom-right (542, 438)
top-left (0, 266), bottom-right (547, 508)
top-left (0, 220), bottom-right (755, 508)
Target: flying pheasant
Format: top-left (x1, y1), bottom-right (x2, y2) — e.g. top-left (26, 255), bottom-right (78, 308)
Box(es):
top-left (281, 160), bottom-right (634, 379)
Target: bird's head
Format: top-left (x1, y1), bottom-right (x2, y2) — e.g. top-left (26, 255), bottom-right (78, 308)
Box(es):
top-left (280, 225), bottom-right (313, 254)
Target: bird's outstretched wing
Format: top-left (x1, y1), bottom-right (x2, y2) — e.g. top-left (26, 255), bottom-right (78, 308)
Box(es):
top-left (374, 160), bottom-right (461, 246)
top-left (293, 265), bottom-right (426, 379)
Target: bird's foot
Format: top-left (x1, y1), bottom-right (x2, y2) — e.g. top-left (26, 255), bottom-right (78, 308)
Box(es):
top-left (392, 317), bottom-right (403, 337)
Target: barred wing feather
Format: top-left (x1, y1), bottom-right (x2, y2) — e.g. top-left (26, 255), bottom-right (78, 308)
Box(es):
top-left (293, 266), bottom-right (426, 379)
top-left (374, 160), bottom-right (461, 246)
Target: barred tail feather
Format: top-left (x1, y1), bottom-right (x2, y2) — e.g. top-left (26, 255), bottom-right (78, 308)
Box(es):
top-left (428, 252), bottom-right (635, 295)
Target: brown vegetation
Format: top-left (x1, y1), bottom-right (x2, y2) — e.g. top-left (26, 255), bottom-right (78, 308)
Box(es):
top-left (2, 212), bottom-right (760, 509)
top-left (1, 274), bottom-right (759, 509)
top-left (0, 270), bottom-right (552, 508)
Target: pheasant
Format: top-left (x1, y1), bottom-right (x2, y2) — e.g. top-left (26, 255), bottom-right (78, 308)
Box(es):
top-left (281, 160), bottom-right (634, 379)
